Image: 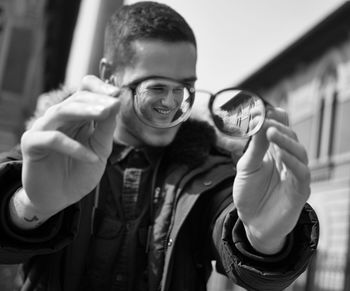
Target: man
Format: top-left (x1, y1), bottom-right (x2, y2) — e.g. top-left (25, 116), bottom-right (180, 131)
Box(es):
top-left (0, 2), bottom-right (318, 291)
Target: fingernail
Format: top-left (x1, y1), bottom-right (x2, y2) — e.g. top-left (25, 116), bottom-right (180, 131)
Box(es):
top-left (104, 84), bottom-right (119, 96)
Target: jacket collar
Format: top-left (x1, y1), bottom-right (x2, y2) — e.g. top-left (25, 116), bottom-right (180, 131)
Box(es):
top-left (163, 119), bottom-right (217, 169)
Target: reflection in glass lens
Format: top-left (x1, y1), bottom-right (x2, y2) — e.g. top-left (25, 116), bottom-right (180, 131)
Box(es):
top-left (210, 89), bottom-right (265, 137)
top-left (133, 78), bottom-right (194, 128)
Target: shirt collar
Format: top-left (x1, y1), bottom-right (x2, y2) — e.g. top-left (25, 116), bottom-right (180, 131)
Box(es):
top-left (109, 143), bottom-right (163, 167)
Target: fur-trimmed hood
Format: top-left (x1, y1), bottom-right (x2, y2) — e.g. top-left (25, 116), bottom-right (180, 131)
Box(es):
top-left (164, 118), bottom-right (218, 168)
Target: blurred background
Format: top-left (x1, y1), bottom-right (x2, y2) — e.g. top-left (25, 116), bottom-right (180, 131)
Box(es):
top-left (1, 0), bottom-right (350, 290)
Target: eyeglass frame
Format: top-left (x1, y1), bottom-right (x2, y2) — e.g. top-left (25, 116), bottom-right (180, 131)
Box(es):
top-left (118, 76), bottom-right (197, 128)
top-left (203, 87), bottom-right (268, 137)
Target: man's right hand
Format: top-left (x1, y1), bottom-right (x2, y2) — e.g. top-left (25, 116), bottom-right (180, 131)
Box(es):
top-left (11, 76), bottom-right (120, 228)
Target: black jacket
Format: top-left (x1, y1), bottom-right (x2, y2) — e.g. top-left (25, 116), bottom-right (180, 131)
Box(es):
top-left (0, 90), bottom-right (319, 291)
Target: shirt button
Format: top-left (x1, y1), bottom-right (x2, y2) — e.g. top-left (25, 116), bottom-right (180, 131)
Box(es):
top-left (167, 238), bottom-right (173, 247)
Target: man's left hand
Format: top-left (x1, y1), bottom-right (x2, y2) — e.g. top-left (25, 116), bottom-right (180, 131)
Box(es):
top-left (233, 107), bottom-right (311, 254)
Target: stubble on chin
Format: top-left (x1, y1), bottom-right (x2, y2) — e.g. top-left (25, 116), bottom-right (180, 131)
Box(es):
top-left (142, 126), bottom-right (180, 147)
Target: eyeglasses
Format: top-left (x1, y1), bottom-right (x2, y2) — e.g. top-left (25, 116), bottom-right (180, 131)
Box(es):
top-left (208, 87), bottom-right (266, 137)
top-left (118, 77), bottom-right (267, 136)
top-left (122, 77), bottom-right (195, 128)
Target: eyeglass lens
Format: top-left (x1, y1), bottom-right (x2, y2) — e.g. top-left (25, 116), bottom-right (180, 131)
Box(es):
top-left (133, 78), bottom-right (194, 128)
top-left (210, 89), bottom-right (266, 137)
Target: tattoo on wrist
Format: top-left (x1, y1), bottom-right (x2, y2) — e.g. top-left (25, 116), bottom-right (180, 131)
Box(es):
top-left (23, 215), bottom-right (43, 227)
top-left (9, 190), bottom-right (46, 229)
top-left (24, 215), bottom-right (39, 223)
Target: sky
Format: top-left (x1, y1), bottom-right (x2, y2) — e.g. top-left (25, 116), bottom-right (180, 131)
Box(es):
top-left (126, 0), bottom-right (347, 92)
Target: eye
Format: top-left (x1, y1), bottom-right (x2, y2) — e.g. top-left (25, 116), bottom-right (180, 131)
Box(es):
top-left (173, 87), bottom-right (184, 94)
top-left (147, 86), bottom-right (167, 95)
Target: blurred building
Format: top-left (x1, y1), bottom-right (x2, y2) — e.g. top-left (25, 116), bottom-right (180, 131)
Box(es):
top-left (0, 0), bottom-right (122, 152)
top-left (0, 0), bottom-right (122, 289)
top-left (0, 0), bottom-right (81, 152)
top-left (0, 0), bottom-right (46, 152)
top-left (232, 1), bottom-right (350, 290)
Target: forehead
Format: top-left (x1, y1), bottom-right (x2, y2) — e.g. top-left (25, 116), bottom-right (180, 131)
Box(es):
top-left (121, 40), bottom-right (197, 84)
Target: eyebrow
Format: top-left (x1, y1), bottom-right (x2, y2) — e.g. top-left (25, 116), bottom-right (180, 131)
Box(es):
top-left (178, 77), bottom-right (197, 86)
top-left (126, 75), bottom-right (197, 87)
top-left (150, 76), bottom-right (197, 83)
top-left (182, 77), bottom-right (197, 81)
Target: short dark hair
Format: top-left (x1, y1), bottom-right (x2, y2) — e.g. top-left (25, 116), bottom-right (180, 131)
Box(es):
top-left (104, 1), bottom-right (197, 71)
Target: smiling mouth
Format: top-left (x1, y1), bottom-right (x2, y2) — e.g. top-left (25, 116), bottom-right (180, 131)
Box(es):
top-left (154, 107), bottom-right (175, 115)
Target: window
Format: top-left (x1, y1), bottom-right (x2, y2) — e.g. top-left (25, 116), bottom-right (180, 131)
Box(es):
top-left (0, 4), bottom-right (6, 56)
top-left (316, 98), bottom-right (325, 159)
top-left (0, 5), bottom-right (4, 31)
top-left (315, 66), bottom-right (338, 161)
top-left (2, 26), bottom-right (33, 94)
top-left (289, 85), bottom-right (315, 154)
top-left (293, 117), bottom-right (314, 154)
top-left (332, 96), bottom-right (350, 155)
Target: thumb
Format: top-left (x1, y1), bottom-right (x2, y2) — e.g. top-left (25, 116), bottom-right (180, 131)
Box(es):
top-left (89, 100), bottom-right (120, 158)
top-left (238, 122), bottom-right (269, 172)
top-left (80, 75), bottom-right (120, 97)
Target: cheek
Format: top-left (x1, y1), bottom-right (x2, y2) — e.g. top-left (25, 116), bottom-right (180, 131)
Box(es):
top-left (119, 94), bottom-right (134, 118)
top-left (119, 100), bottom-right (138, 129)
top-left (137, 96), bottom-right (154, 118)
top-left (175, 93), bottom-right (184, 105)
top-left (117, 96), bottom-right (181, 146)
top-left (119, 99), bottom-right (149, 136)
top-left (117, 96), bottom-right (138, 131)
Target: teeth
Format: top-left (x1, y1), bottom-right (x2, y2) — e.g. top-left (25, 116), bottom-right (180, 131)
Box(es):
top-left (155, 108), bottom-right (171, 114)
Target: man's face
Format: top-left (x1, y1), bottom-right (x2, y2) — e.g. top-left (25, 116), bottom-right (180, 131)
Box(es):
top-left (113, 40), bottom-right (197, 147)
top-left (134, 78), bottom-right (186, 126)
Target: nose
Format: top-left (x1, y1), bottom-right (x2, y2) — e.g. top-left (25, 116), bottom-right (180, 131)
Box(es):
top-left (160, 89), bottom-right (178, 108)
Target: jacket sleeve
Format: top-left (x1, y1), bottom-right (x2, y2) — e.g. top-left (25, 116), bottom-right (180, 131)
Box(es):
top-left (0, 149), bottom-right (81, 264)
top-left (211, 200), bottom-right (319, 291)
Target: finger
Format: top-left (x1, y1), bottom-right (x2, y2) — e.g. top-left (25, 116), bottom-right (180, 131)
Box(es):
top-left (31, 94), bottom-right (120, 131)
top-left (272, 143), bottom-right (311, 193)
top-left (80, 75), bottom-right (120, 97)
top-left (89, 101), bottom-right (121, 157)
top-left (266, 126), bottom-right (308, 165)
top-left (266, 107), bottom-right (289, 126)
top-left (264, 119), bottom-right (299, 142)
top-left (63, 120), bottom-right (94, 140)
top-left (69, 90), bottom-right (120, 105)
top-left (21, 131), bottom-right (99, 162)
top-left (263, 111), bottom-right (300, 173)
top-left (238, 107), bottom-right (290, 171)
top-left (248, 107), bottom-right (265, 132)
top-left (238, 117), bottom-right (270, 171)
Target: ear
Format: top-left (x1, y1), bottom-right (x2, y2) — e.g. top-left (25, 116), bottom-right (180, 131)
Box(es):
top-left (99, 58), bottom-right (114, 84)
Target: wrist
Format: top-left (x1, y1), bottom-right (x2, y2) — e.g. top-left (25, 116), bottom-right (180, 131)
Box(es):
top-left (9, 188), bottom-right (58, 230)
top-left (245, 226), bottom-right (286, 255)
